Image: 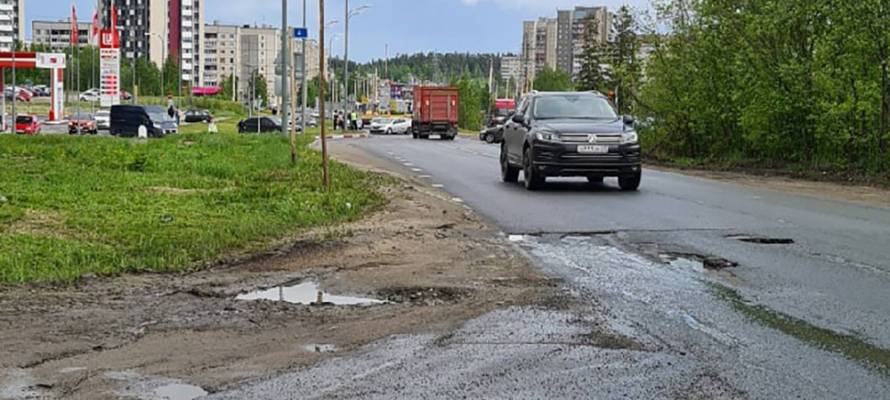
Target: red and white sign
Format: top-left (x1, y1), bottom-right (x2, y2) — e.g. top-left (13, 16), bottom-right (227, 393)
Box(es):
top-left (36, 53), bottom-right (66, 69)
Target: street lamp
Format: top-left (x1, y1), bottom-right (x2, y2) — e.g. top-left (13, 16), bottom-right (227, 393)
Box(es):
top-left (343, 2), bottom-right (371, 114)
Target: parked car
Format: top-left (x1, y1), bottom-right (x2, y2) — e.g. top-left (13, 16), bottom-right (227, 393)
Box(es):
top-left (14, 115), bottom-right (41, 135)
top-left (411, 86), bottom-right (459, 140)
top-left (237, 116), bottom-right (282, 133)
top-left (31, 85), bottom-right (50, 97)
top-left (109, 105), bottom-right (165, 138)
top-left (79, 89), bottom-right (101, 102)
top-left (379, 118), bottom-right (412, 135)
top-left (369, 118), bottom-right (390, 134)
top-left (68, 112), bottom-right (98, 135)
top-left (4, 87), bottom-right (32, 102)
top-left (500, 91), bottom-right (642, 191)
top-left (480, 99), bottom-right (516, 144)
top-left (145, 106), bottom-right (179, 135)
top-left (95, 110), bottom-right (111, 130)
top-left (184, 109), bottom-right (212, 123)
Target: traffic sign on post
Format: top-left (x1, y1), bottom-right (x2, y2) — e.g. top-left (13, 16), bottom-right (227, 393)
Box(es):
top-left (293, 28), bottom-right (308, 38)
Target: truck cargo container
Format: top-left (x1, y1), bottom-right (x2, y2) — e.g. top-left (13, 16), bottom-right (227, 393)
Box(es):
top-left (411, 86), bottom-right (459, 140)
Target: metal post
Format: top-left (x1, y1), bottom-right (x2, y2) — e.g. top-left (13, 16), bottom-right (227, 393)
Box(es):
top-left (281, 0), bottom-right (289, 137)
top-left (300, 0), bottom-right (307, 136)
top-left (343, 0), bottom-right (349, 114)
top-left (12, 45), bottom-right (17, 130)
top-left (319, 0), bottom-right (330, 189)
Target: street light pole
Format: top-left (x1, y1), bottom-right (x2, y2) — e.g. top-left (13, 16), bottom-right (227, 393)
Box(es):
top-left (300, 0), bottom-right (308, 136)
top-left (343, 0), bottom-right (349, 115)
top-left (319, 0), bottom-right (330, 189)
top-left (281, 0), bottom-right (290, 138)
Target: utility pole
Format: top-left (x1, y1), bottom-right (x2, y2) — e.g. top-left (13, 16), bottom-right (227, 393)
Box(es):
top-left (300, 0), bottom-right (308, 136)
top-left (11, 48), bottom-right (16, 133)
top-left (319, 0), bottom-right (330, 189)
top-left (343, 0), bottom-right (349, 114)
top-left (281, 0), bottom-right (290, 138)
top-left (384, 43), bottom-right (388, 80)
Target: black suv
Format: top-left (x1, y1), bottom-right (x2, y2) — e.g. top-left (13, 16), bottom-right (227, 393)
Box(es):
top-left (500, 91), bottom-right (641, 191)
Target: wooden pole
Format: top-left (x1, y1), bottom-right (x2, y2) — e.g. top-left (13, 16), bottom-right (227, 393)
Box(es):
top-left (319, 0), bottom-right (330, 189)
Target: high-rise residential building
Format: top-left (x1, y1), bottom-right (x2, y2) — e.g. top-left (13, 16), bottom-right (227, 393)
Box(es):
top-left (32, 20), bottom-right (91, 50)
top-left (570, 6), bottom-right (611, 78)
top-left (99, 0), bottom-right (205, 89)
top-left (556, 10), bottom-right (573, 76)
top-left (500, 55), bottom-right (521, 82)
top-left (239, 25), bottom-right (280, 107)
top-left (203, 23), bottom-right (240, 89)
top-left (0, 0), bottom-right (25, 51)
top-left (520, 20), bottom-right (536, 90)
top-left (534, 18), bottom-right (558, 73)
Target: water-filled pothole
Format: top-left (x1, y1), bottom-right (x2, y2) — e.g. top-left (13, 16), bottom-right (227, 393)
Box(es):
top-left (236, 282), bottom-right (385, 306)
top-left (660, 253), bottom-right (738, 270)
top-left (726, 234), bottom-right (795, 245)
top-left (153, 383), bottom-right (207, 400)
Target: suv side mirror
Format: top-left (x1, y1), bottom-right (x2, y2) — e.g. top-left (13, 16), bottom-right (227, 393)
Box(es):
top-left (623, 115), bottom-right (635, 125)
top-left (512, 113), bottom-right (525, 124)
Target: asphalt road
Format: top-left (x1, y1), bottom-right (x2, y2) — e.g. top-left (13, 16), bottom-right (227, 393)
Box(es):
top-left (212, 135), bottom-right (890, 399)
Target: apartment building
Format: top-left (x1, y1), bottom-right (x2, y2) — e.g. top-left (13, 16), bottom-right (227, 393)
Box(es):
top-left (99, 0), bottom-right (205, 88)
top-left (32, 20), bottom-right (91, 50)
top-left (500, 55), bottom-right (521, 82)
top-left (239, 25), bottom-right (280, 106)
top-left (203, 23), bottom-right (240, 89)
top-left (0, 0), bottom-right (24, 51)
top-left (570, 6), bottom-right (611, 78)
top-left (521, 5), bottom-right (613, 82)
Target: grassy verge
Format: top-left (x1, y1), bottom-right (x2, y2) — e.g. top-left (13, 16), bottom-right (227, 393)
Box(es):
top-left (0, 126), bottom-right (385, 285)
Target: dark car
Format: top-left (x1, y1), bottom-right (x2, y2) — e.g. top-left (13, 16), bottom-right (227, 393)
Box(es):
top-left (109, 105), bottom-right (165, 138)
top-left (500, 91), bottom-right (642, 191)
top-left (184, 109), bottom-right (212, 123)
top-left (145, 106), bottom-right (179, 135)
top-left (238, 117), bottom-right (282, 133)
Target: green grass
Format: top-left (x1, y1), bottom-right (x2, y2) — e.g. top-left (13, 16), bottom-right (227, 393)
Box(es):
top-left (0, 127), bottom-right (386, 285)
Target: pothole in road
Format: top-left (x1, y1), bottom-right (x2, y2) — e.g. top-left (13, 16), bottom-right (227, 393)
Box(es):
top-left (153, 383), bottom-right (207, 400)
top-left (660, 253), bottom-right (738, 270)
top-left (726, 234), bottom-right (795, 245)
top-left (377, 286), bottom-right (471, 306)
top-left (236, 281), bottom-right (386, 306)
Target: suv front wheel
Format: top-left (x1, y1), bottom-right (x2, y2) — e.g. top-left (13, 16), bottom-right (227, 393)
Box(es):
top-left (501, 143), bottom-right (520, 183)
top-left (619, 171), bottom-right (642, 191)
top-left (523, 146), bottom-right (545, 190)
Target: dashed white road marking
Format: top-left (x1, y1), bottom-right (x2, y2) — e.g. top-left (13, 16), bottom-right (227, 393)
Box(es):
top-left (508, 235), bottom-right (525, 242)
top-left (403, 163), bottom-right (414, 167)
top-left (411, 168), bottom-right (423, 172)
top-left (432, 184), bottom-right (444, 188)
top-left (417, 175), bottom-right (432, 179)
top-left (452, 197), bottom-right (464, 203)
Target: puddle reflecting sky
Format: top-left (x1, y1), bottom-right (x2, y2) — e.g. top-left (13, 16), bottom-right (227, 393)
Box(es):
top-left (236, 282), bottom-right (385, 306)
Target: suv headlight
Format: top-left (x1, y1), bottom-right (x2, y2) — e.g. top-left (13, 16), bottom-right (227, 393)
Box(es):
top-left (621, 131), bottom-right (639, 144)
top-left (535, 130), bottom-right (561, 143)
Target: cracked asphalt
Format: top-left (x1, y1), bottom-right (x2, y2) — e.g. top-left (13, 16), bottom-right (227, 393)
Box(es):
top-left (211, 135), bottom-right (890, 399)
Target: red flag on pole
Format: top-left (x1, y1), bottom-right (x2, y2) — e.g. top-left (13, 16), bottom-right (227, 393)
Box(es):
top-left (70, 6), bottom-right (79, 45)
top-left (91, 10), bottom-right (100, 45)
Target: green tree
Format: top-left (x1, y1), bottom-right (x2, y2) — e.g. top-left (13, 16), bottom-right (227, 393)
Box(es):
top-left (453, 75), bottom-right (489, 130)
top-left (577, 17), bottom-right (608, 92)
top-left (533, 67), bottom-right (573, 92)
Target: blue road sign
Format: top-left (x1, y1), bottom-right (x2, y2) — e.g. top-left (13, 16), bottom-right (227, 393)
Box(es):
top-left (293, 28), bottom-right (308, 38)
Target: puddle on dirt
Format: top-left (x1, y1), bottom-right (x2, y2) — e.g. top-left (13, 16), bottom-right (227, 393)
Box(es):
top-left (236, 281), bottom-right (385, 306)
top-left (302, 344), bottom-right (338, 353)
top-left (154, 383), bottom-right (207, 400)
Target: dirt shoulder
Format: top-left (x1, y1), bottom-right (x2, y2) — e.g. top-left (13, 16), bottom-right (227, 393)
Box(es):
top-left (0, 160), bottom-right (552, 399)
top-left (648, 164), bottom-right (890, 209)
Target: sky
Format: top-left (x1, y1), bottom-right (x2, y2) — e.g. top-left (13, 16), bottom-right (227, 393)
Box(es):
top-left (27, 0), bottom-right (650, 62)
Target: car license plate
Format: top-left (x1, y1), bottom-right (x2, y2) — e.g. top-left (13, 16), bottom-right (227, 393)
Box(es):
top-left (577, 145), bottom-right (610, 154)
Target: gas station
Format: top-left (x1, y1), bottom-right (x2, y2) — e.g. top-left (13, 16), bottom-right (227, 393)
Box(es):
top-left (0, 52), bottom-right (67, 128)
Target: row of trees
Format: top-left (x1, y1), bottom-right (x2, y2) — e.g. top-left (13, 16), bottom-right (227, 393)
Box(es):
top-left (632, 0), bottom-right (889, 172)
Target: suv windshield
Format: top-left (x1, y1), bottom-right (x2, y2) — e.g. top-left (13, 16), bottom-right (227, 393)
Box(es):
top-left (532, 95), bottom-right (617, 120)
